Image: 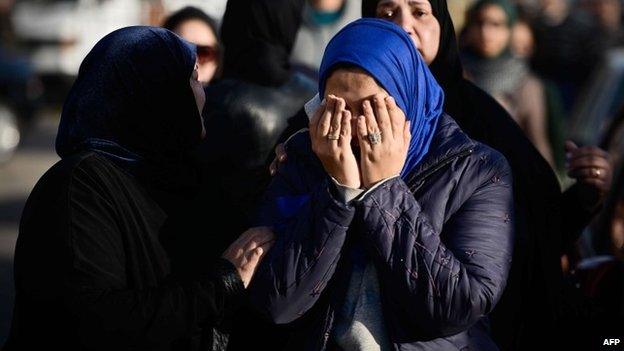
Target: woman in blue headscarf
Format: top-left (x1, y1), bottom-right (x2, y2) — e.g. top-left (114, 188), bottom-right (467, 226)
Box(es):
top-left (247, 19), bottom-right (514, 350)
top-left (7, 26), bottom-right (274, 350)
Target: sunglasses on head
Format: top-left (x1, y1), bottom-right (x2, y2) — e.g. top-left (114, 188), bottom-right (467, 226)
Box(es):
top-left (196, 45), bottom-right (219, 63)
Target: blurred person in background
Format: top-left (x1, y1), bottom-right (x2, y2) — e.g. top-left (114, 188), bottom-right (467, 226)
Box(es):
top-left (0, 0), bottom-right (40, 127)
top-left (273, 0), bottom-right (616, 349)
top-left (582, 0), bottom-right (624, 48)
top-left (197, 0), bottom-right (316, 242)
top-left (4, 26), bottom-right (274, 351)
top-left (290, 0), bottom-right (362, 80)
top-left (461, 0), bottom-right (554, 166)
top-left (510, 16), bottom-right (567, 174)
top-left (531, 0), bottom-right (603, 114)
top-left (163, 6), bottom-right (221, 85)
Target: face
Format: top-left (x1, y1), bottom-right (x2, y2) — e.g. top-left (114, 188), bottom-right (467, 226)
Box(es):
top-left (189, 66), bottom-right (206, 139)
top-left (175, 19), bottom-right (219, 84)
top-left (468, 4), bottom-right (511, 58)
top-left (324, 67), bottom-right (389, 138)
top-left (375, 0), bottom-right (441, 64)
top-left (511, 21), bottom-right (534, 59)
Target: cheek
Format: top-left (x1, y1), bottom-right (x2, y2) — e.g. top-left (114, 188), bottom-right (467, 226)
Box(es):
top-left (419, 21), bottom-right (441, 64)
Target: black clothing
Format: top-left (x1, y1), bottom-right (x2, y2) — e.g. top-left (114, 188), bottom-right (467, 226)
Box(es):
top-left (7, 27), bottom-right (244, 351)
top-left (6, 152), bottom-right (244, 351)
top-left (220, 0), bottom-right (305, 87)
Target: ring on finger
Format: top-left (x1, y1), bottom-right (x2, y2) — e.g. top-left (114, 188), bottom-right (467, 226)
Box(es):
top-left (367, 131), bottom-right (382, 145)
top-left (327, 134), bottom-right (340, 140)
top-left (591, 167), bottom-right (602, 178)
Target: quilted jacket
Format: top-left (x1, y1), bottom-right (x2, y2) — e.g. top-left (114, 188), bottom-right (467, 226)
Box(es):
top-left (249, 114), bottom-right (515, 350)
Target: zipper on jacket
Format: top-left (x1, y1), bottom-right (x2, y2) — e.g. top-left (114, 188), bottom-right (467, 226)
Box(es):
top-left (407, 148), bottom-right (475, 194)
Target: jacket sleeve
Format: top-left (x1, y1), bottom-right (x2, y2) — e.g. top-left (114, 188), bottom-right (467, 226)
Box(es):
top-left (357, 153), bottom-right (515, 337)
top-left (248, 135), bottom-right (355, 324)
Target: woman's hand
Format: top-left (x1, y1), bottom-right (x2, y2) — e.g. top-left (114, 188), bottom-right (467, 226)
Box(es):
top-left (310, 95), bottom-right (360, 188)
top-left (565, 140), bottom-right (613, 205)
top-left (222, 227), bottom-right (275, 288)
top-left (269, 143), bottom-right (287, 176)
top-left (356, 94), bottom-right (411, 189)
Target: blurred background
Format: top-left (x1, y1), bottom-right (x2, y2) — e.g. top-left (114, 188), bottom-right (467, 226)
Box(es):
top-left (0, 0), bottom-right (622, 345)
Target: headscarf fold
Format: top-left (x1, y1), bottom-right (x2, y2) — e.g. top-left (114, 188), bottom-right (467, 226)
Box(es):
top-left (318, 18), bottom-right (444, 175)
top-left (56, 26), bottom-right (202, 206)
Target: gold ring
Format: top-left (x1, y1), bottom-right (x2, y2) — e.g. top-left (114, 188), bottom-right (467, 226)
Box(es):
top-left (327, 134), bottom-right (340, 140)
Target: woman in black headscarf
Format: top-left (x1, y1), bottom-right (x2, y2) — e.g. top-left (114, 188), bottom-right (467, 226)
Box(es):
top-left (275, 0), bottom-right (615, 349)
top-left (5, 26), bottom-right (273, 351)
top-left (198, 0), bottom-right (317, 246)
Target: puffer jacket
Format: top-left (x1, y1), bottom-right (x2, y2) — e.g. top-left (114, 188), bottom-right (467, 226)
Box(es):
top-left (249, 114), bottom-right (515, 350)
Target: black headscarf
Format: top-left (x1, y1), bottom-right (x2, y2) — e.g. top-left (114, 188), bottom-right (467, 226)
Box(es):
top-left (56, 26), bottom-right (202, 205)
top-left (220, 0), bottom-right (304, 87)
top-left (362, 0), bottom-right (470, 130)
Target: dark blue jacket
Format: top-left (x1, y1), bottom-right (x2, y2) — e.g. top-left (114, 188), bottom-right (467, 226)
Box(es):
top-left (249, 115), bottom-right (515, 350)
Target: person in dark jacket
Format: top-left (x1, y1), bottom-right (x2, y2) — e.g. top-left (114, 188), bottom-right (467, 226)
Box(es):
top-left (197, 0), bottom-right (317, 238)
top-left (251, 19), bottom-right (515, 351)
top-left (4, 27), bottom-right (274, 351)
top-left (273, 0), bottom-right (614, 349)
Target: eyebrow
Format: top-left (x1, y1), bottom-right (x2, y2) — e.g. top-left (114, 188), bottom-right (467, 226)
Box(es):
top-left (378, 0), bottom-right (430, 7)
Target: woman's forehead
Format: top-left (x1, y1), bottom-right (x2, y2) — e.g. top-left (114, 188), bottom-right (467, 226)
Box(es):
top-left (378, 0), bottom-right (432, 7)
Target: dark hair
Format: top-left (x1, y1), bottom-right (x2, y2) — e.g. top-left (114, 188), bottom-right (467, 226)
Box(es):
top-left (162, 6), bottom-right (219, 37)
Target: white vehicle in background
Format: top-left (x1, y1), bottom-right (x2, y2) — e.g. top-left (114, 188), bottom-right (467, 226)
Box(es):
top-left (12, 0), bottom-right (143, 77)
top-left (11, 0), bottom-right (227, 78)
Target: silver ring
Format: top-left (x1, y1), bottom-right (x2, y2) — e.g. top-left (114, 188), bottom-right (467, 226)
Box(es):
top-left (591, 168), bottom-right (602, 178)
top-left (367, 131), bottom-right (382, 145)
top-left (327, 134), bottom-right (340, 140)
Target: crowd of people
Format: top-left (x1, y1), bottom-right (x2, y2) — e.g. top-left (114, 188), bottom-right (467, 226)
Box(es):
top-left (2, 0), bottom-right (623, 350)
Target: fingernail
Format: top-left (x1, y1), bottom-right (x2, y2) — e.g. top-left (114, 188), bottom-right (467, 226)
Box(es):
top-left (565, 152), bottom-right (571, 159)
top-left (386, 96), bottom-right (395, 104)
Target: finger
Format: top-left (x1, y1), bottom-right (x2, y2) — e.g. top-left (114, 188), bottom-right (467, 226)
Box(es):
top-left (577, 178), bottom-right (608, 192)
top-left (308, 99), bottom-right (326, 139)
top-left (564, 140), bottom-right (578, 154)
top-left (567, 155), bottom-right (611, 171)
top-left (568, 167), bottom-right (608, 180)
top-left (356, 114), bottom-right (372, 152)
top-left (276, 143), bottom-right (287, 162)
top-left (329, 97), bottom-right (344, 143)
top-left (318, 96), bottom-right (335, 137)
top-left (363, 100), bottom-right (380, 135)
top-left (339, 110), bottom-right (352, 147)
top-left (387, 96), bottom-right (404, 138)
top-left (373, 94), bottom-right (392, 140)
top-left (567, 146), bottom-right (610, 162)
top-left (403, 120), bottom-right (411, 151)
top-left (269, 159), bottom-right (278, 176)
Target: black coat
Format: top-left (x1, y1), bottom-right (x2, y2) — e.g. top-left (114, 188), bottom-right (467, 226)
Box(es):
top-left (5, 152), bottom-right (244, 351)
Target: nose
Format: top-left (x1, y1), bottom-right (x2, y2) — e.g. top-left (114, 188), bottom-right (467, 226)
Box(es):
top-left (395, 8), bottom-right (419, 48)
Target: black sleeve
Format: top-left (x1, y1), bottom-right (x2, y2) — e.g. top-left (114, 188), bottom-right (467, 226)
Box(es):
top-left (62, 167), bottom-right (244, 349)
top-left (561, 183), bottom-right (602, 248)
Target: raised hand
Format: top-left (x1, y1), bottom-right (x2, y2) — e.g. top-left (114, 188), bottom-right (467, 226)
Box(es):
top-left (356, 94), bottom-right (411, 189)
top-left (309, 95), bottom-right (360, 189)
top-left (222, 227), bottom-right (275, 288)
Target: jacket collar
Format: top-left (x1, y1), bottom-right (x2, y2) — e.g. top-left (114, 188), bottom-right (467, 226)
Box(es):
top-left (403, 113), bottom-right (476, 186)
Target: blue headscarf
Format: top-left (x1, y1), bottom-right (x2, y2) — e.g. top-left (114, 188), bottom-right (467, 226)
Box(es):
top-left (318, 18), bottom-right (445, 176)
